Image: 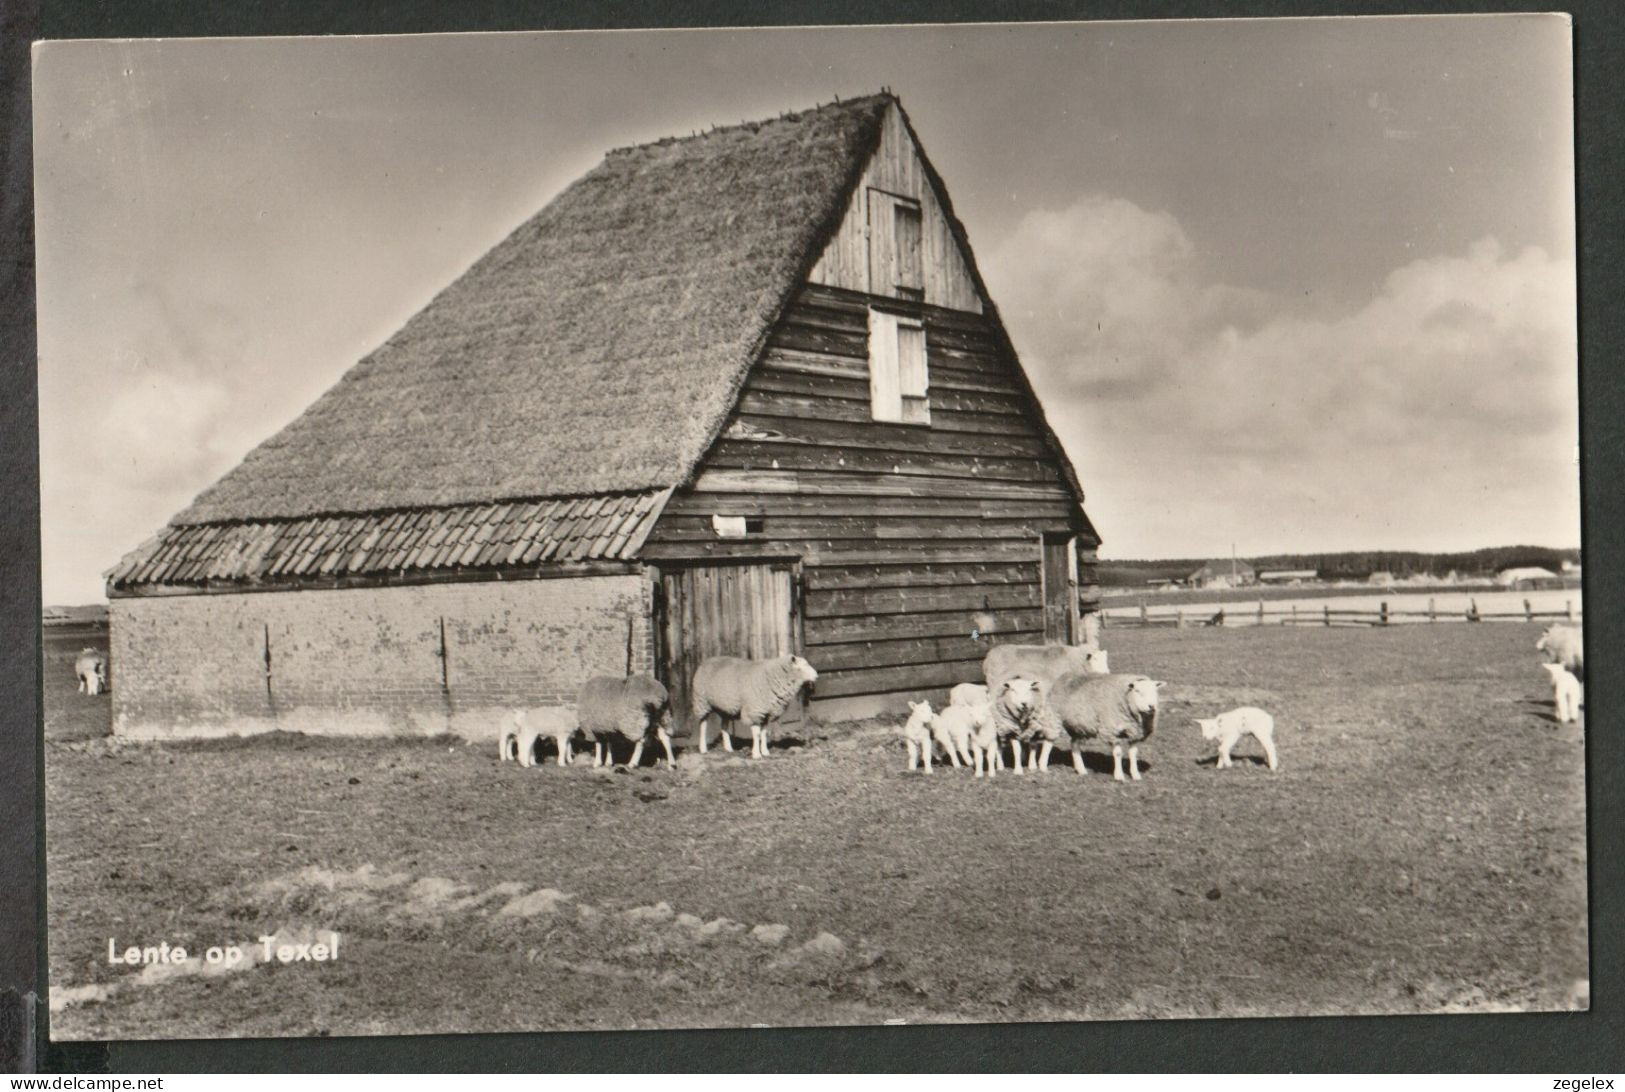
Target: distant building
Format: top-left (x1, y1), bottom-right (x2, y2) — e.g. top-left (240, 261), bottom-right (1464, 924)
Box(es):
top-left (1256, 569), bottom-right (1317, 584)
top-left (1187, 560), bottom-right (1257, 589)
top-left (1368, 571), bottom-right (1395, 587)
top-left (1496, 566), bottom-right (1559, 589)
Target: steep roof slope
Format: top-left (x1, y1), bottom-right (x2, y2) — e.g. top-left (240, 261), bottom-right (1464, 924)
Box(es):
top-left (173, 95), bottom-right (893, 526)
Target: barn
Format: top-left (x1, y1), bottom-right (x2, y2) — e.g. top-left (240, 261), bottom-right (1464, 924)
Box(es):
top-left (105, 92), bottom-right (1101, 739)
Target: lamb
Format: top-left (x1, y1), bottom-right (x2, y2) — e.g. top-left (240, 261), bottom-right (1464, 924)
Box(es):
top-left (902, 700), bottom-right (935, 772)
top-left (577, 674), bottom-right (674, 768)
top-left (1536, 624), bottom-right (1584, 684)
top-left (1195, 706), bottom-right (1279, 771)
top-left (691, 654), bottom-right (818, 759)
top-left (1048, 673), bottom-right (1163, 781)
top-left (931, 701), bottom-right (991, 772)
top-left (982, 642), bottom-right (1108, 695)
top-left (501, 707), bottom-right (577, 767)
top-left (1541, 663), bottom-right (1584, 724)
top-left (74, 648), bottom-right (106, 695)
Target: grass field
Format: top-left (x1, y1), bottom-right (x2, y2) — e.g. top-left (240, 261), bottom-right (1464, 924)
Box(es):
top-left (44, 623), bottom-right (1588, 1039)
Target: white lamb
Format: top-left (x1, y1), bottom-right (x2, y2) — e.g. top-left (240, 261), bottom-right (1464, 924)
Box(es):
top-left (1195, 706), bottom-right (1280, 771)
top-left (1048, 673), bottom-right (1163, 781)
top-left (931, 701), bottom-right (991, 773)
top-left (500, 707), bottom-right (577, 768)
top-left (902, 699), bottom-right (935, 772)
top-left (691, 654), bottom-right (818, 759)
top-left (1536, 624), bottom-right (1584, 684)
top-left (1541, 663), bottom-right (1584, 724)
top-left (578, 674), bottom-right (674, 768)
top-left (74, 648), bottom-right (106, 695)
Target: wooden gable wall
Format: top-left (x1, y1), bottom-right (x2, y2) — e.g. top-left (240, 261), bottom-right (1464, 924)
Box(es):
top-left (806, 102), bottom-right (982, 313)
top-left (643, 283), bottom-right (1101, 703)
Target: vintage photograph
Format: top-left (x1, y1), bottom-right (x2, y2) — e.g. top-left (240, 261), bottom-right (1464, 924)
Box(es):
top-left (35, 16), bottom-right (1582, 1040)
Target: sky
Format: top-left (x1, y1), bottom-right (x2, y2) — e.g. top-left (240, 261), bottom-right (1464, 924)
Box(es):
top-left (32, 16), bottom-right (1578, 604)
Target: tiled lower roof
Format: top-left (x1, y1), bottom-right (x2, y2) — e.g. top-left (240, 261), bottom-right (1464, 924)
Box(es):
top-left (107, 490), bottom-right (670, 591)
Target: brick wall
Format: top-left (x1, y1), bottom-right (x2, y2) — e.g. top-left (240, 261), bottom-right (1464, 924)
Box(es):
top-left (109, 574), bottom-right (654, 740)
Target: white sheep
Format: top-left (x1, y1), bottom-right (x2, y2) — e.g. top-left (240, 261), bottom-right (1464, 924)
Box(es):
top-left (969, 678), bottom-right (1038, 777)
top-left (1195, 706), bottom-right (1279, 771)
top-left (500, 707), bottom-right (577, 768)
top-left (984, 675), bottom-right (1060, 775)
top-left (1541, 663), bottom-right (1584, 724)
top-left (902, 699), bottom-right (935, 772)
top-left (74, 648), bottom-right (106, 695)
top-left (1048, 673), bottom-right (1163, 782)
top-left (1536, 624), bottom-right (1584, 684)
top-left (931, 701), bottom-right (990, 773)
top-left (691, 654), bottom-right (818, 759)
top-left (948, 682), bottom-right (990, 708)
top-left (577, 674), bottom-right (674, 768)
top-left (982, 642), bottom-right (1108, 695)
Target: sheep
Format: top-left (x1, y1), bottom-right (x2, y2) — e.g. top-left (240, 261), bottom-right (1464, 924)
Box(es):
top-left (1195, 706), bottom-right (1279, 771)
top-left (74, 648), bottom-right (106, 695)
top-left (902, 699), bottom-right (935, 772)
top-left (577, 674), bottom-right (674, 768)
top-left (948, 682), bottom-right (990, 708)
top-left (983, 675), bottom-right (1060, 775)
top-left (691, 654), bottom-right (818, 759)
top-left (1536, 624), bottom-right (1584, 684)
top-left (931, 701), bottom-right (991, 773)
top-left (1048, 673), bottom-right (1163, 782)
top-left (501, 707), bottom-right (578, 767)
top-left (1541, 663), bottom-right (1584, 724)
top-left (982, 642), bottom-right (1108, 696)
top-left (968, 677), bottom-right (1039, 777)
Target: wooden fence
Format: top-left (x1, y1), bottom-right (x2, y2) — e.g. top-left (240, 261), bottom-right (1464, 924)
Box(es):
top-left (1101, 597), bottom-right (1582, 630)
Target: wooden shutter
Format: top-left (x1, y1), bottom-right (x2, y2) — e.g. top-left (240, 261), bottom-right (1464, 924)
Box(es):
top-left (893, 201), bottom-right (923, 298)
top-left (868, 308), bottom-right (902, 422)
top-left (897, 317), bottom-right (929, 424)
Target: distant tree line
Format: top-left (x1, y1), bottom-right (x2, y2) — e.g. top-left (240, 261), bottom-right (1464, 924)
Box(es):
top-left (1097, 545), bottom-right (1580, 588)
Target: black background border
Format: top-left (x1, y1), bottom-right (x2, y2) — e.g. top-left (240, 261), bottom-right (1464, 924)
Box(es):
top-left (3, 0), bottom-right (1620, 1074)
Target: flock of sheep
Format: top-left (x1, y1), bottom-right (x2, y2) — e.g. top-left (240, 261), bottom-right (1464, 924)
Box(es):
top-left (1536, 623), bottom-right (1585, 723)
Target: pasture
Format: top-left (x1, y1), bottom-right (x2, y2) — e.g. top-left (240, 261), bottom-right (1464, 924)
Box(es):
top-left (44, 623), bottom-right (1588, 1039)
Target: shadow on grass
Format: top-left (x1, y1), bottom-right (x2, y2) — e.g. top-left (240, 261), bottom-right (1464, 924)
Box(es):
top-left (1194, 753), bottom-right (1272, 768)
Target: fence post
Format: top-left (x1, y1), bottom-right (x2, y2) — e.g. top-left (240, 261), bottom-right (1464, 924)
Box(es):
top-left (1324, 605), bottom-right (1331, 627)
top-left (1428, 597), bottom-right (1436, 622)
top-left (1524, 598), bottom-right (1533, 622)
top-left (1257, 600), bottom-right (1265, 626)
top-left (1291, 604), bottom-right (1298, 625)
top-left (1567, 600), bottom-right (1576, 623)
top-left (1380, 601), bottom-right (1389, 626)
top-left (1140, 602), bottom-right (1149, 626)
top-left (1467, 598), bottom-right (1480, 622)
top-left (1176, 609), bottom-right (1184, 629)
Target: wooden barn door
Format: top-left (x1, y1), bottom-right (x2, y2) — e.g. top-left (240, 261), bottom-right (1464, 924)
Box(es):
top-left (657, 562), bottom-right (803, 736)
top-left (1041, 534), bottom-right (1080, 644)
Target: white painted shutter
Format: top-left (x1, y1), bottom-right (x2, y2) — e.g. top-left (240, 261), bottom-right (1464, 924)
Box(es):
top-left (868, 308), bottom-right (902, 422)
top-left (897, 318), bottom-right (929, 424)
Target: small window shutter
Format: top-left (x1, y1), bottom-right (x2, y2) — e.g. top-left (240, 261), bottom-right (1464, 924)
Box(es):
top-left (868, 308), bottom-right (902, 422)
top-left (897, 318), bottom-right (929, 424)
top-left (894, 202), bottom-right (923, 296)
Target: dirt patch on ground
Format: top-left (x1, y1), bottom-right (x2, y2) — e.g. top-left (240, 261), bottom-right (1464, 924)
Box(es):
top-left (44, 624), bottom-right (1588, 1038)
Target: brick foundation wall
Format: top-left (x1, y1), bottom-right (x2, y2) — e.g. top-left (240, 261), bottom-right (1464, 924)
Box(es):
top-left (109, 574), bottom-right (654, 740)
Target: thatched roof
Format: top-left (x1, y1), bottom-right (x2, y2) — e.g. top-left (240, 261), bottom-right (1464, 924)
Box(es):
top-left (173, 94), bottom-right (894, 526)
top-left (108, 491), bottom-right (668, 591)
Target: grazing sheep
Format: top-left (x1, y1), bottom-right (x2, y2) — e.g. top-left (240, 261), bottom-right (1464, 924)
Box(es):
top-left (931, 701), bottom-right (990, 772)
top-left (502, 707), bottom-right (577, 767)
top-left (902, 700), bottom-right (935, 772)
top-left (1195, 706), bottom-right (1279, 771)
top-left (1541, 663), bottom-right (1584, 724)
top-left (74, 648), bottom-right (106, 695)
top-left (948, 682), bottom-right (990, 708)
top-left (1536, 624), bottom-right (1584, 684)
top-left (1049, 673), bottom-right (1163, 782)
top-left (968, 679), bottom-right (1038, 777)
top-left (577, 674), bottom-right (674, 769)
top-left (691, 654), bottom-right (818, 759)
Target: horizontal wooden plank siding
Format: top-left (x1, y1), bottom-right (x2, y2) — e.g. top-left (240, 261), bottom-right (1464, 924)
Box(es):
top-left (648, 281), bottom-right (1097, 702)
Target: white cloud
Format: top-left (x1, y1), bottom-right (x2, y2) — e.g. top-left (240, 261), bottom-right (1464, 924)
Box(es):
top-left (985, 198), bottom-right (1579, 558)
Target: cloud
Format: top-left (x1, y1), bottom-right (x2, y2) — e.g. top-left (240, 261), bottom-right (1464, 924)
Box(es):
top-left (984, 198), bottom-right (1579, 558)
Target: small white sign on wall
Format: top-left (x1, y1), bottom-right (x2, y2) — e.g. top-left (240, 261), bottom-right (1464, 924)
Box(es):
top-left (711, 514), bottom-right (747, 538)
